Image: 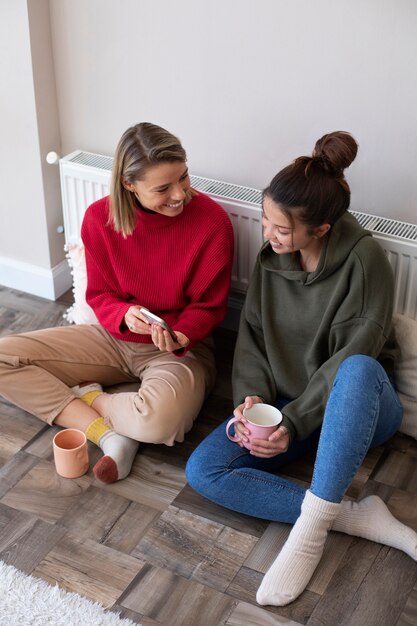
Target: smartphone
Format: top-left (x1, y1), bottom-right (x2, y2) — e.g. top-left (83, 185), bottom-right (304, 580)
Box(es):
top-left (139, 308), bottom-right (178, 342)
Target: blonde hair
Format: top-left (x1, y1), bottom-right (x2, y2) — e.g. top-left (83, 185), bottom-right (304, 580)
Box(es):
top-left (109, 122), bottom-right (194, 236)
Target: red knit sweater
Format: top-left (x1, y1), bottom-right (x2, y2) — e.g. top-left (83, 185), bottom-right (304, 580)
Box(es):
top-left (81, 192), bottom-right (234, 349)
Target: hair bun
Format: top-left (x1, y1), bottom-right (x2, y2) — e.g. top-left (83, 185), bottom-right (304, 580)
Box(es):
top-left (313, 131), bottom-right (358, 176)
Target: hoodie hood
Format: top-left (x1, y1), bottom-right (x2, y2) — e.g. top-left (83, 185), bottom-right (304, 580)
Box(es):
top-left (259, 211), bottom-right (371, 285)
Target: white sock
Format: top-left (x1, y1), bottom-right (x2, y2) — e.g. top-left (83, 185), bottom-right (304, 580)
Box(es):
top-left (81, 409), bottom-right (139, 483)
top-left (257, 490), bottom-right (341, 606)
top-left (333, 495), bottom-right (417, 560)
top-left (95, 429), bottom-right (139, 482)
top-left (72, 383), bottom-right (139, 483)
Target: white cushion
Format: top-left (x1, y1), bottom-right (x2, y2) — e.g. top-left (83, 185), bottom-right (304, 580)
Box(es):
top-left (64, 243), bottom-right (98, 325)
top-left (393, 313), bottom-right (417, 439)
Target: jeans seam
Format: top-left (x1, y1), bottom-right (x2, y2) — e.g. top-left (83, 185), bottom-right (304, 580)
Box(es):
top-left (384, 379), bottom-right (403, 411)
top-left (224, 467), bottom-right (304, 493)
top-left (223, 450), bottom-right (305, 494)
top-left (224, 449), bottom-right (251, 470)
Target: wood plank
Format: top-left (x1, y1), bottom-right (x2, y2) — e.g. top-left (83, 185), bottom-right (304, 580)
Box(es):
top-left (407, 437), bottom-right (417, 460)
top-left (56, 485), bottom-right (132, 541)
top-left (22, 424), bottom-right (61, 459)
top-left (0, 399), bottom-right (45, 466)
top-left (225, 601), bottom-right (304, 626)
top-left (0, 450), bottom-right (39, 498)
top-left (109, 605), bottom-right (154, 625)
top-left (338, 548), bottom-right (417, 626)
top-left (0, 286), bottom-right (66, 314)
top-left (33, 533), bottom-right (145, 606)
top-left (387, 488), bottom-right (417, 532)
top-left (396, 581), bottom-right (417, 626)
top-left (0, 501), bottom-right (35, 535)
top-left (384, 431), bottom-right (414, 454)
top-left (345, 446), bottom-right (384, 499)
top-left (120, 563), bottom-right (237, 626)
top-left (94, 454), bottom-right (186, 511)
top-left (357, 478), bottom-right (395, 502)
top-left (0, 458), bottom-right (92, 523)
top-left (132, 505), bottom-right (258, 592)
top-left (0, 307), bottom-right (67, 335)
top-left (0, 503), bottom-right (66, 573)
top-left (244, 522), bottom-right (290, 572)
top-left (173, 483), bottom-right (269, 538)
top-left (104, 501), bottom-right (160, 554)
top-left (372, 449), bottom-right (417, 493)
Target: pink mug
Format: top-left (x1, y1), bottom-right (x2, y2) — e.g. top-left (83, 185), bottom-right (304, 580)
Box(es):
top-left (226, 404), bottom-right (283, 450)
top-left (53, 428), bottom-right (89, 478)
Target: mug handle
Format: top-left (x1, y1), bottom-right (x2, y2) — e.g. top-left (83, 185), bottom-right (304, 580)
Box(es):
top-left (226, 416), bottom-right (243, 442)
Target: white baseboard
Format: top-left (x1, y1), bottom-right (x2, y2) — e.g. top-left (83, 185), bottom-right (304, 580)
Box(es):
top-left (0, 255), bottom-right (71, 301)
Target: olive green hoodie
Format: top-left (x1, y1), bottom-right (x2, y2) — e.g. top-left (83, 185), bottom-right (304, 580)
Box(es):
top-left (232, 212), bottom-right (398, 441)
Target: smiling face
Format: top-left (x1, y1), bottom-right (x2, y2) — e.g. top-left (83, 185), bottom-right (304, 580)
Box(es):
top-left (124, 161), bottom-right (191, 217)
top-left (262, 195), bottom-right (330, 270)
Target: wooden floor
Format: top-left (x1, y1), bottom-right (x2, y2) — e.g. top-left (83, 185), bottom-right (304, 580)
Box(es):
top-left (0, 285), bottom-right (416, 626)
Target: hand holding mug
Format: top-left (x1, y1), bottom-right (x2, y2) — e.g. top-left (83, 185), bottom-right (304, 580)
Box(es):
top-left (226, 400), bottom-right (285, 454)
top-left (232, 395), bottom-right (262, 445)
top-left (245, 422), bottom-right (290, 458)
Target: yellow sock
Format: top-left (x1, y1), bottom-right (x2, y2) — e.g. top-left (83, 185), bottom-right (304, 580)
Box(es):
top-left (80, 390), bottom-right (103, 407)
top-left (72, 382), bottom-right (103, 407)
top-left (85, 417), bottom-right (110, 446)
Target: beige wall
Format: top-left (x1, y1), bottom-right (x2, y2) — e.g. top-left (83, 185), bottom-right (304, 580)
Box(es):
top-left (49, 0), bottom-right (417, 223)
top-left (1, 0), bottom-right (417, 299)
top-left (28, 0), bottom-right (63, 266)
top-left (0, 0), bottom-right (54, 267)
top-left (0, 0), bottom-right (64, 298)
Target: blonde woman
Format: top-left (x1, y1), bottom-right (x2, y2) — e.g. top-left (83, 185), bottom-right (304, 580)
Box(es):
top-left (0, 123), bottom-right (234, 483)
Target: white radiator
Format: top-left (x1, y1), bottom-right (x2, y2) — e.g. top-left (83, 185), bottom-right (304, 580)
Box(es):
top-left (60, 150), bottom-right (417, 319)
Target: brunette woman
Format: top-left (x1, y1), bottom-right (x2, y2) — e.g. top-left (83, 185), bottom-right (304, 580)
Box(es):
top-left (186, 131), bottom-right (416, 606)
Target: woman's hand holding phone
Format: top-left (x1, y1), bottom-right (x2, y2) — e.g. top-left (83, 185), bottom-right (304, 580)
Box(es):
top-left (124, 307), bottom-right (189, 352)
top-left (149, 325), bottom-right (190, 352)
top-left (138, 308), bottom-right (178, 341)
top-left (124, 305), bottom-right (152, 335)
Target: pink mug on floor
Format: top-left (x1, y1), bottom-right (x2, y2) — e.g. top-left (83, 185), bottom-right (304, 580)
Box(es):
top-left (53, 428), bottom-right (89, 478)
top-left (226, 404), bottom-right (283, 450)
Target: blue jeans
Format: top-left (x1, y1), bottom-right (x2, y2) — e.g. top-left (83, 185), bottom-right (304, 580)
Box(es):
top-left (186, 355), bottom-right (403, 523)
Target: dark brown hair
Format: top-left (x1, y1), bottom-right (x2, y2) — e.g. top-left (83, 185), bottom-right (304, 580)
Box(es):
top-left (264, 131), bottom-right (358, 230)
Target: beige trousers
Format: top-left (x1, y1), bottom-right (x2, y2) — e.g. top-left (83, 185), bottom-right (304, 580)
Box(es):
top-left (0, 325), bottom-right (216, 445)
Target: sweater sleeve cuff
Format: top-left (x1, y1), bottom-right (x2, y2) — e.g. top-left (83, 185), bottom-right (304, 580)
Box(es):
top-left (281, 415), bottom-right (297, 442)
